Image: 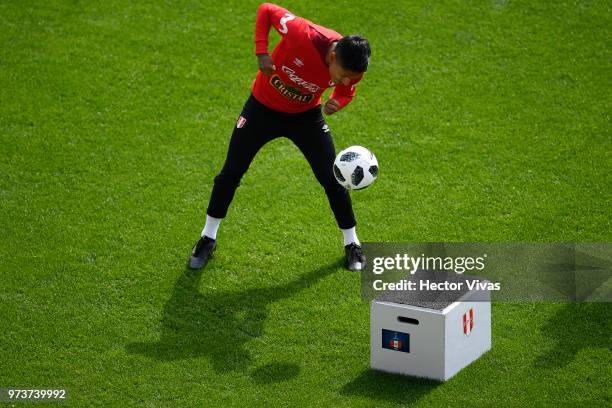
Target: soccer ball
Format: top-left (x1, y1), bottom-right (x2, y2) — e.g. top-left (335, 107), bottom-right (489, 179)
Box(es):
top-left (333, 145), bottom-right (379, 190)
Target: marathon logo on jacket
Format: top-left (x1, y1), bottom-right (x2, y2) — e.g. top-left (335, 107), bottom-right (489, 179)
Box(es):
top-left (281, 66), bottom-right (320, 92)
top-left (270, 74), bottom-right (314, 103)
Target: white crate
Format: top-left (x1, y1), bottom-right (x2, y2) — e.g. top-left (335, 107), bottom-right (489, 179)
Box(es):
top-left (370, 287), bottom-right (491, 381)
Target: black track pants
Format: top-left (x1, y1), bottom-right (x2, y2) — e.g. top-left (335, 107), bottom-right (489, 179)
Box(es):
top-left (206, 94), bottom-right (356, 230)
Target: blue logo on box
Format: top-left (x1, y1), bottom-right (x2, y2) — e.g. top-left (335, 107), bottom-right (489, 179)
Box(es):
top-left (382, 329), bottom-right (410, 353)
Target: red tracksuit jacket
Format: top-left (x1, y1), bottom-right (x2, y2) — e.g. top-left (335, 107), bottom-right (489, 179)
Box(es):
top-left (253, 3), bottom-right (363, 113)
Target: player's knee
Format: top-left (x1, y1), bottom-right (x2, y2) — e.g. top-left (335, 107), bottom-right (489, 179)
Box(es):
top-left (213, 172), bottom-right (242, 189)
top-left (322, 180), bottom-right (347, 197)
top-left (313, 169), bottom-right (339, 189)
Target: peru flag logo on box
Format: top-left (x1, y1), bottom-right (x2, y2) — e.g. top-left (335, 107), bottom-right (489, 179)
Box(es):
top-left (463, 308), bottom-right (474, 336)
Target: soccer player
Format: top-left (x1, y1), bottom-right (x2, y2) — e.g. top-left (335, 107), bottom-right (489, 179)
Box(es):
top-left (189, 3), bottom-right (371, 271)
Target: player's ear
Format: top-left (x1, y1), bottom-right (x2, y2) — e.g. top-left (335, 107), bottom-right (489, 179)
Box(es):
top-left (329, 51), bottom-right (336, 64)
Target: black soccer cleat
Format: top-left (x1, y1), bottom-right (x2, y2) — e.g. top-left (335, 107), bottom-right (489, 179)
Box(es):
top-left (345, 243), bottom-right (366, 271)
top-left (188, 236), bottom-right (217, 270)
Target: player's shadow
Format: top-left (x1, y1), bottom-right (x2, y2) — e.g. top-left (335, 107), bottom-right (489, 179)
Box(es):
top-left (534, 302), bottom-right (611, 368)
top-left (340, 369), bottom-right (439, 405)
top-left (126, 260), bottom-right (342, 376)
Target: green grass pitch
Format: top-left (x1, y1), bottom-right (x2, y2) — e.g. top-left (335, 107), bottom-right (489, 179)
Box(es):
top-left (1, 0), bottom-right (610, 406)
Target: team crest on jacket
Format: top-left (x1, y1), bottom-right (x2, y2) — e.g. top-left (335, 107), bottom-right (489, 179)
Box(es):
top-left (463, 308), bottom-right (474, 336)
top-left (270, 75), bottom-right (314, 103)
top-left (236, 115), bottom-right (247, 128)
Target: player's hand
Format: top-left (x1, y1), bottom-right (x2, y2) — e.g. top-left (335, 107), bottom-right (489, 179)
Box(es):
top-left (257, 54), bottom-right (276, 76)
top-left (323, 98), bottom-right (341, 115)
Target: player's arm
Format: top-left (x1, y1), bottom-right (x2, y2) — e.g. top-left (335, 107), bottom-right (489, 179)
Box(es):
top-left (324, 77), bottom-right (363, 115)
top-left (254, 3), bottom-right (299, 75)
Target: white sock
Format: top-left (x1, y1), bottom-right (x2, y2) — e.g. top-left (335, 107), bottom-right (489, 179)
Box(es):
top-left (201, 215), bottom-right (221, 240)
top-left (341, 227), bottom-right (360, 246)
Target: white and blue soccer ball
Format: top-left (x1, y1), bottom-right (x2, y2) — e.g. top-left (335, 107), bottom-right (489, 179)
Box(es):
top-left (333, 145), bottom-right (379, 190)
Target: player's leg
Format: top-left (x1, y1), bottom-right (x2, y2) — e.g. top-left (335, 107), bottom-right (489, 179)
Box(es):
top-left (190, 96), bottom-right (280, 269)
top-left (287, 112), bottom-right (366, 271)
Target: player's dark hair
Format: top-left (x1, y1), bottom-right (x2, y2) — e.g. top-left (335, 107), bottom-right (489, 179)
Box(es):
top-left (335, 35), bottom-right (371, 73)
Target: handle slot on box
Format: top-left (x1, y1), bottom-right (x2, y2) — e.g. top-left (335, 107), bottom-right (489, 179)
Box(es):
top-left (397, 316), bottom-right (419, 325)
